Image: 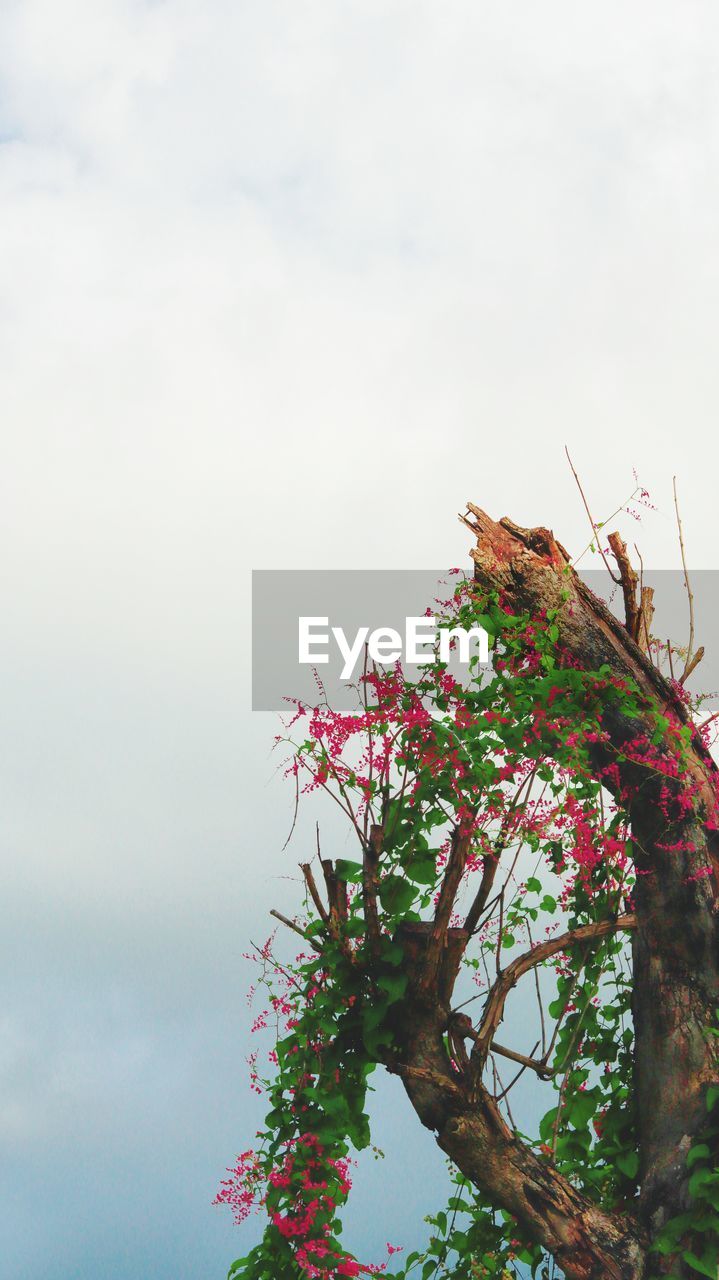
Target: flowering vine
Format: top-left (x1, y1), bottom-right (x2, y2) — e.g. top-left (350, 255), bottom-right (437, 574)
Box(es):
top-left (218, 555), bottom-right (719, 1280)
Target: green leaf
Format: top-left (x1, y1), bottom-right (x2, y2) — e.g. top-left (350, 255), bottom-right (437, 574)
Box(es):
top-left (683, 1247), bottom-right (719, 1278)
top-left (404, 856), bottom-right (438, 886)
top-left (377, 972), bottom-right (409, 1003)
top-left (378, 875), bottom-right (417, 915)
top-left (706, 1085), bottom-right (719, 1113)
top-left (688, 1166), bottom-right (719, 1197)
top-left (616, 1150), bottom-right (639, 1179)
top-left (539, 1107), bottom-right (558, 1143)
top-left (335, 859), bottom-right (364, 883)
top-left (380, 937), bottom-right (405, 966)
top-left (446, 1196), bottom-right (467, 1211)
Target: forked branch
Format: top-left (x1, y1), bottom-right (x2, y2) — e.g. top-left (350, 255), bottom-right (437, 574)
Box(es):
top-left (421, 827), bottom-right (471, 998)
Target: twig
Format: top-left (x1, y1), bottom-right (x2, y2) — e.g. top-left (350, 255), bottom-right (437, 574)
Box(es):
top-left (541, 966), bottom-right (582, 1069)
top-left (269, 908), bottom-right (322, 952)
top-left (572, 484), bottom-right (644, 570)
top-left (492, 1040), bottom-right (553, 1080)
top-left (463, 765), bottom-right (539, 937)
top-left (282, 765), bottom-right (300, 851)
top-left (565, 447), bottom-right (621, 583)
top-left (491, 1057), bottom-right (518, 1130)
top-left (425, 1178), bottom-right (468, 1280)
top-left (527, 917), bottom-right (547, 1056)
top-left (250, 938), bottom-right (305, 992)
top-left (632, 545), bottom-right (655, 658)
top-left (300, 757), bottom-right (366, 843)
top-left (683, 645), bottom-right (705, 685)
top-left (551, 1064), bottom-right (572, 1163)
top-left (550, 991), bottom-right (596, 1163)
top-left (449, 1011), bottom-right (554, 1081)
top-left (494, 1041), bottom-right (542, 1099)
top-left (495, 885), bottom-right (505, 977)
top-left (673, 476), bottom-right (698, 682)
top-left (300, 862), bottom-right (330, 923)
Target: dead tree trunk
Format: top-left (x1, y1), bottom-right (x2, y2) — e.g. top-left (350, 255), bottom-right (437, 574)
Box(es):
top-left (388, 507), bottom-right (719, 1280)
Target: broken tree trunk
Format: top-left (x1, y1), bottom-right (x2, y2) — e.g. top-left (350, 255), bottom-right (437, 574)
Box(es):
top-left (390, 507), bottom-right (719, 1280)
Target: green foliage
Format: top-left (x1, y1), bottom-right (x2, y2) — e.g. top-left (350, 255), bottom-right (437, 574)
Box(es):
top-left (648, 1083), bottom-right (719, 1279)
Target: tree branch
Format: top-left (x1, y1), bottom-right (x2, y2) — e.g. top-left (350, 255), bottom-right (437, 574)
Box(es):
top-left (269, 908), bottom-right (322, 952)
top-left (470, 914), bottom-right (637, 1077)
top-left (397, 998), bottom-right (646, 1280)
top-left (673, 475), bottom-right (698, 682)
top-left (421, 827), bottom-right (471, 999)
top-left (362, 823), bottom-right (382, 957)
top-left (608, 531), bottom-right (640, 640)
top-left (565, 447), bottom-right (621, 583)
top-left (300, 862), bottom-right (330, 924)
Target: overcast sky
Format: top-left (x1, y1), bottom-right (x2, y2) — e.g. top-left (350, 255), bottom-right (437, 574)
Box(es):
top-left (2, 3), bottom-right (719, 1277)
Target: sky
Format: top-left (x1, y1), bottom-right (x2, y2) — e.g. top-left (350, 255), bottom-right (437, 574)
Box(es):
top-left (2, 2), bottom-right (719, 1276)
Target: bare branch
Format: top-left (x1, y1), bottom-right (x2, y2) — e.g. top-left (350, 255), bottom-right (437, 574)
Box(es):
top-left (449, 1011), bottom-right (554, 1080)
top-left (683, 644), bottom-right (705, 685)
top-left (462, 852), bottom-right (499, 937)
top-left (463, 766), bottom-right (539, 937)
top-left (282, 765), bottom-right (300, 851)
top-left (269, 908), bottom-right (322, 952)
top-left (470, 914), bottom-right (637, 1077)
top-left (492, 1039), bottom-right (554, 1080)
top-left (320, 858), bottom-right (348, 930)
top-left (421, 827), bottom-right (471, 997)
top-left (300, 862), bottom-right (330, 924)
top-left (637, 585), bottom-right (655, 655)
top-left (565, 447), bottom-right (621, 583)
top-left (608, 530), bottom-right (640, 638)
top-left (362, 823), bottom-right (383, 958)
top-left (673, 475), bottom-right (699, 682)
top-left (493, 1040), bottom-right (542, 1099)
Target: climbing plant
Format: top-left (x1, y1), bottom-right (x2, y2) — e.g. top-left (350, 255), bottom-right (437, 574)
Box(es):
top-left (217, 499), bottom-right (719, 1280)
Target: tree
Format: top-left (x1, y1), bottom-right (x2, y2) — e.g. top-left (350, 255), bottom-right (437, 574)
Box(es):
top-left (217, 497), bottom-right (719, 1280)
